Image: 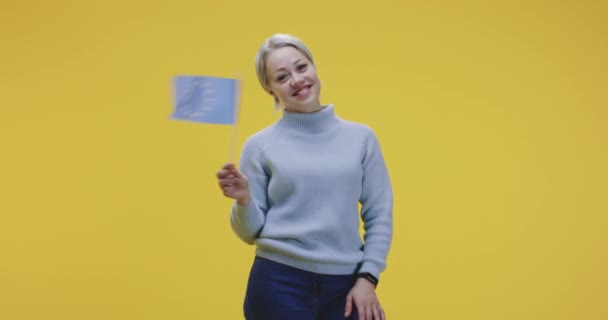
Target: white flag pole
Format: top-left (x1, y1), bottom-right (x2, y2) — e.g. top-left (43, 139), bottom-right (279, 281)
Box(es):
top-left (230, 121), bottom-right (238, 164)
top-left (229, 77), bottom-right (243, 164)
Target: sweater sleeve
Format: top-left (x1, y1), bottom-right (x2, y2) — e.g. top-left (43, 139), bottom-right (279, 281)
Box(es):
top-left (229, 138), bottom-right (269, 245)
top-left (358, 129), bottom-right (394, 279)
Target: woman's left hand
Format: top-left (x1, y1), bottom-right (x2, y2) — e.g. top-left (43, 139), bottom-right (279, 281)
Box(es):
top-left (344, 278), bottom-right (386, 320)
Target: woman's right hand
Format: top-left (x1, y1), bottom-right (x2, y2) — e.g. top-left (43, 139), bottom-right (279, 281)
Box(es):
top-left (217, 163), bottom-right (251, 206)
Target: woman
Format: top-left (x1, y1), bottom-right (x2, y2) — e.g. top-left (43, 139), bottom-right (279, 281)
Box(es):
top-left (217, 34), bottom-right (393, 320)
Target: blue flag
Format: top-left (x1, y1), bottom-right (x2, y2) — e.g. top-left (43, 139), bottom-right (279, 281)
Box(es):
top-left (170, 76), bottom-right (239, 124)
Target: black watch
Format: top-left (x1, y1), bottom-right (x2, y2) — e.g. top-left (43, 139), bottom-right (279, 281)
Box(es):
top-left (357, 272), bottom-right (379, 287)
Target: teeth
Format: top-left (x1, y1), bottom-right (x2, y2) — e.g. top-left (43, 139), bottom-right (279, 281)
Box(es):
top-left (294, 85), bottom-right (310, 96)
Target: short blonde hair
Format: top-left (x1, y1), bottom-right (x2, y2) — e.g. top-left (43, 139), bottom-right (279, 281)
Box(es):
top-left (255, 34), bottom-right (315, 109)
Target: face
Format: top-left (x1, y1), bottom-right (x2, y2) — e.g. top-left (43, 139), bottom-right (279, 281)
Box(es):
top-left (265, 46), bottom-right (321, 113)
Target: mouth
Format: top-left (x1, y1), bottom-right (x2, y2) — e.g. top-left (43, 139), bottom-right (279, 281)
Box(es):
top-left (292, 84), bottom-right (313, 97)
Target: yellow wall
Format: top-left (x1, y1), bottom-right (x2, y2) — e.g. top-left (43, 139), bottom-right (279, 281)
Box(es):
top-left (1, 1), bottom-right (607, 319)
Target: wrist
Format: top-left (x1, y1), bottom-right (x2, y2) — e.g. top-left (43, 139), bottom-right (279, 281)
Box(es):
top-left (357, 272), bottom-right (379, 288)
top-left (236, 195), bottom-right (251, 206)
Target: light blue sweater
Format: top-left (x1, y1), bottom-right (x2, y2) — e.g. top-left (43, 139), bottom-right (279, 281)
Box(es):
top-left (230, 105), bottom-right (393, 279)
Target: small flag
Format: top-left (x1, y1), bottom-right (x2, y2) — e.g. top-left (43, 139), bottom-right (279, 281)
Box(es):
top-left (170, 75), bottom-right (239, 125)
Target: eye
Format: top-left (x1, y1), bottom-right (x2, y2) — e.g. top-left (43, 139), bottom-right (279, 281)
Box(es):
top-left (276, 74), bottom-right (288, 82)
top-left (296, 64), bottom-right (307, 71)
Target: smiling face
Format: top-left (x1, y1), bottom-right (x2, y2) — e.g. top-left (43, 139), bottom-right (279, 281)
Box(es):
top-left (265, 46), bottom-right (321, 113)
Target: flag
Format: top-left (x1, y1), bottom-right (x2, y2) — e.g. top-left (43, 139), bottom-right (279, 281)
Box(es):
top-left (170, 75), bottom-right (239, 125)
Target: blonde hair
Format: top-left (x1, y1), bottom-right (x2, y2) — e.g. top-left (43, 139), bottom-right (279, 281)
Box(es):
top-left (255, 34), bottom-right (315, 109)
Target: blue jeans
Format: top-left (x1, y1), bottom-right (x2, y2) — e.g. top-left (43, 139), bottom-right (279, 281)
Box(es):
top-left (244, 256), bottom-right (359, 320)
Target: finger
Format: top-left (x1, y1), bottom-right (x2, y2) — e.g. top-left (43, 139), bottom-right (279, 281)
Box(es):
top-left (357, 304), bottom-right (366, 320)
top-left (231, 171), bottom-right (247, 183)
top-left (222, 187), bottom-right (240, 198)
top-left (219, 179), bottom-right (235, 188)
top-left (366, 304), bottom-right (373, 320)
top-left (222, 163), bottom-right (236, 170)
top-left (228, 166), bottom-right (241, 175)
top-left (372, 306), bottom-right (381, 320)
top-left (220, 167), bottom-right (238, 179)
top-left (236, 177), bottom-right (248, 188)
top-left (216, 169), bottom-right (232, 179)
top-left (380, 307), bottom-right (386, 320)
top-left (232, 168), bottom-right (245, 179)
top-left (344, 294), bottom-right (353, 317)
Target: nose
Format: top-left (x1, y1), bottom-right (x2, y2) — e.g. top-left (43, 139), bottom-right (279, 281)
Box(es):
top-left (290, 75), bottom-right (304, 87)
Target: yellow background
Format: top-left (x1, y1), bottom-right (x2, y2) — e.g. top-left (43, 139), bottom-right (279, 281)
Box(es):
top-left (1, 0), bottom-right (607, 319)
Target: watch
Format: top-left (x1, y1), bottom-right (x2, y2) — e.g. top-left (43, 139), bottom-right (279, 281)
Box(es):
top-left (357, 272), bottom-right (379, 287)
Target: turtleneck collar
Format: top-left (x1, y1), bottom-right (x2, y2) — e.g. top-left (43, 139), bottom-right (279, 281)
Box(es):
top-left (277, 104), bottom-right (339, 134)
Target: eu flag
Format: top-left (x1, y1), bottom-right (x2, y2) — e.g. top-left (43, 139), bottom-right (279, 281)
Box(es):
top-left (170, 76), bottom-right (239, 125)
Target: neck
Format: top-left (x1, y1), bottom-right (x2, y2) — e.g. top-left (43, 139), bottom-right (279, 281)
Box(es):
top-left (278, 104), bottom-right (337, 133)
top-left (284, 101), bottom-right (322, 113)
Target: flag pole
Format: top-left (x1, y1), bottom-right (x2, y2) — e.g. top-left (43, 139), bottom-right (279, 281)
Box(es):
top-left (230, 78), bottom-right (242, 163)
top-left (230, 121), bottom-right (238, 163)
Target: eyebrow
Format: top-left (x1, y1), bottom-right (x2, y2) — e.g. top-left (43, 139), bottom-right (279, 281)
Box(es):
top-left (271, 58), bottom-right (304, 75)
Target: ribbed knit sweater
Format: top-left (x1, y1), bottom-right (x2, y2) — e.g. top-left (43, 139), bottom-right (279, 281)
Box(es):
top-left (230, 104), bottom-right (393, 279)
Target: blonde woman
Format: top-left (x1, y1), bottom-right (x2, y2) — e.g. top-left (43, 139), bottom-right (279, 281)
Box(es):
top-left (217, 34), bottom-right (393, 320)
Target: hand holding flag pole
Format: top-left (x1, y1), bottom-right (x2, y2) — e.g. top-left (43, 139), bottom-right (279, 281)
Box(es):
top-left (169, 75), bottom-right (242, 162)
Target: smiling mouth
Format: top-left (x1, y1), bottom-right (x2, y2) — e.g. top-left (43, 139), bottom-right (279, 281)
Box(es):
top-left (292, 84), bottom-right (313, 97)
